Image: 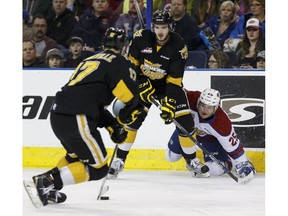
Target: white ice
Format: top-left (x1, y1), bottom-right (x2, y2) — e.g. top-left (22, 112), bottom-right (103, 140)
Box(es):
top-left (23, 169), bottom-right (264, 216)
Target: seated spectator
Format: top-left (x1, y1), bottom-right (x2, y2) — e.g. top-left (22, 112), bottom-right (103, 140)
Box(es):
top-left (109, 0), bottom-right (125, 15)
top-left (46, 0), bottom-right (78, 49)
top-left (207, 50), bottom-right (229, 68)
top-left (153, 0), bottom-right (171, 13)
top-left (235, 0), bottom-right (250, 16)
top-left (23, 40), bottom-right (44, 68)
top-left (198, 0), bottom-right (238, 50)
top-left (41, 48), bottom-right (64, 68)
top-left (70, 0), bottom-right (119, 52)
top-left (256, 50), bottom-right (265, 69)
top-left (170, 0), bottom-right (200, 51)
top-left (23, 10), bottom-right (33, 41)
top-left (230, 0), bottom-right (265, 38)
top-left (234, 18), bottom-right (265, 68)
top-left (191, 0), bottom-right (219, 28)
top-left (31, 0), bottom-right (52, 18)
top-left (63, 36), bottom-right (95, 68)
top-left (31, 14), bottom-right (58, 63)
top-left (66, 0), bottom-right (93, 21)
top-left (115, 0), bottom-right (146, 41)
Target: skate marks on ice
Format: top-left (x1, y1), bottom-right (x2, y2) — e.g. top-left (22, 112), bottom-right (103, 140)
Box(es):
top-left (23, 169), bottom-right (265, 216)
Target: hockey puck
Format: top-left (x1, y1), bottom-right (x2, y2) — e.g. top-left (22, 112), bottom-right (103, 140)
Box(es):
top-left (100, 196), bottom-right (109, 200)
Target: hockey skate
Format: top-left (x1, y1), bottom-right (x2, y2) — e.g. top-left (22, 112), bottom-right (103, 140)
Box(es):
top-left (186, 158), bottom-right (210, 178)
top-left (108, 158), bottom-right (124, 179)
top-left (46, 189), bottom-right (67, 204)
top-left (32, 172), bottom-right (67, 205)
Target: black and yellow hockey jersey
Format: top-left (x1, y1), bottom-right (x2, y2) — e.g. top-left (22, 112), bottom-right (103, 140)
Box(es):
top-left (51, 50), bottom-right (139, 120)
top-left (128, 29), bottom-right (188, 98)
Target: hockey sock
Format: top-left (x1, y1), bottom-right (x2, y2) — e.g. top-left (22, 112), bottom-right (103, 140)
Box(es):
top-left (116, 148), bottom-right (129, 162)
top-left (182, 152), bottom-right (196, 164)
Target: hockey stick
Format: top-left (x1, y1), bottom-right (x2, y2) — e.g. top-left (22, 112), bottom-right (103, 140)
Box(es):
top-left (134, 0), bottom-right (145, 29)
top-left (150, 96), bottom-right (241, 184)
top-left (97, 145), bottom-right (119, 200)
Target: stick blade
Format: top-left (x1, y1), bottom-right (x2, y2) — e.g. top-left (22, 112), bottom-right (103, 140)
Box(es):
top-left (97, 185), bottom-right (109, 200)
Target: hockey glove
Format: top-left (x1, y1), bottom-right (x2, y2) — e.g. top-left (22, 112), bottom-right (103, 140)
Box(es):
top-left (106, 123), bottom-right (128, 144)
top-left (235, 161), bottom-right (256, 184)
top-left (160, 96), bottom-right (176, 124)
top-left (138, 78), bottom-right (155, 104)
top-left (117, 104), bottom-right (143, 126)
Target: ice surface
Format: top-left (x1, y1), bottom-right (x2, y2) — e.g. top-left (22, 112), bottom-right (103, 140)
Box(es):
top-left (23, 169), bottom-right (265, 216)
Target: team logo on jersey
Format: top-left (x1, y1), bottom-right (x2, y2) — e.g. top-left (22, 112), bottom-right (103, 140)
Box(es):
top-left (133, 29), bottom-right (144, 38)
top-left (141, 47), bottom-right (153, 53)
top-left (179, 46), bottom-right (188, 60)
top-left (140, 59), bottom-right (166, 80)
top-left (221, 98), bottom-right (265, 127)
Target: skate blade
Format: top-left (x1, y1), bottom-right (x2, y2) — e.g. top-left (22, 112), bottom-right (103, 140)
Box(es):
top-left (23, 180), bottom-right (44, 208)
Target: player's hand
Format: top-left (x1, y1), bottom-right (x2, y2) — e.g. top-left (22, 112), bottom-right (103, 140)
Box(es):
top-left (138, 78), bottom-right (155, 104)
top-left (106, 123), bottom-right (128, 144)
top-left (117, 104), bottom-right (143, 126)
top-left (160, 96), bottom-right (176, 124)
top-left (235, 161), bottom-right (256, 184)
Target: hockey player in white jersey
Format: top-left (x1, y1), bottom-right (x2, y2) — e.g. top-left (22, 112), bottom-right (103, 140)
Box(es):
top-left (166, 88), bottom-right (256, 183)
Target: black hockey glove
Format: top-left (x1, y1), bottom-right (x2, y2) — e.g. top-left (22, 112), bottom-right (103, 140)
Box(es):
top-left (117, 104), bottom-right (143, 126)
top-left (160, 96), bottom-right (176, 124)
top-left (106, 123), bottom-right (128, 144)
top-left (138, 78), bottom-right (155, 104)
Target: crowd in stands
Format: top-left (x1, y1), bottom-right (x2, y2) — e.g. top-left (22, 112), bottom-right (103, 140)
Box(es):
top-left (23, 0), bottom-right (265, 69)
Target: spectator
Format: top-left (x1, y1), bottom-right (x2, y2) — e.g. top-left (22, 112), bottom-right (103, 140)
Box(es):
top-left (63, 36), bottom-right (95, 68)
top-left (66, 0), bottom-right (93, 21)
top-left (31, 0), bottom-right (52, 18)
top-left (23, 10), bottom-right (33, 41)
top-left (256, 50), bottom-right (265, 69)
top-left (31, 14), bottom-right (58, 63)
top-left (235, 0), bottom-right (250, 16)
top-left (41, 48), bottom-right (64, 68)
top-left (46, 0), bottom-right (78, 49)
top-left (207, 50), bottom-right (229, 68)
top-left (230, 0), bottom-right (265, 38)
top-left (23, 40), bottom-right (43, 68)
top-left (109, 0), bottom-right (125, 15)
top-left (234, 18), bottom-right (265, 68)
top-left (170, 0), bottom-right (200, 50)
top-left (70, 0), bottom-right (119, 52)
top-left (115, 0), bottom-right (146, 41)
top-left (198, 0), bottom-right (238, 50)
top-left (153, 0), bottom-right (171, 12)
top-left (191, 0), bottom-right (219, 28)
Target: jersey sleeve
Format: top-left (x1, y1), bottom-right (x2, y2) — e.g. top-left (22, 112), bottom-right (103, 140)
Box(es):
top-left (127, 29), bottom-right (145, 76)
top-left (165, 36), bottom-right (188, 98)
top-left (166, 35), bottom-right (188, 86)
top-left (108, 56), bottom-right (139, 104)
top-left (211, 109), bottom-right (247, 164)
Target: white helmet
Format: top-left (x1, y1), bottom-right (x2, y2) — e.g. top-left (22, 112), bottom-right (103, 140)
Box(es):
top-left (199, 88), bottom-right (220, 107)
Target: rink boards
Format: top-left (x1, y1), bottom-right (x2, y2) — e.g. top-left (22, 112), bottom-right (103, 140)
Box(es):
top-left (23, 69), bottom-right (265, 172)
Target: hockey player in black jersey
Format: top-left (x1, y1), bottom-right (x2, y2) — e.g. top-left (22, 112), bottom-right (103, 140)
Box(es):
top-left (108, 9), bottom-right (210, 179)
top-left (24, 27), bottom-right (144, 207)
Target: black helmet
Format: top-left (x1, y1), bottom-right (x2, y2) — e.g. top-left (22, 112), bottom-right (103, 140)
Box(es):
top-left (152, 9), bottom-right (174, 31)
top-left (102, 27), bottom-right (126, 50)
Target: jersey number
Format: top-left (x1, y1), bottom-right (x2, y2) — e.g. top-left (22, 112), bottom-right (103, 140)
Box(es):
top-left (229, 132), bottom-right (239, 146)
top-left (68, 61), bottom-right (100, 86)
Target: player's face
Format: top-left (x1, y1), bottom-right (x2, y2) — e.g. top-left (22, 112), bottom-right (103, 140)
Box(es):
top-left (153, 24), bottom-right (170, 45)
top-left (197, 102), bottom-right (216, 119)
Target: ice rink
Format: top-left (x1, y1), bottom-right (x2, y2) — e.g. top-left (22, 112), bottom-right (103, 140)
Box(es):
top-left (23, 169), bottom-right (265, 216)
